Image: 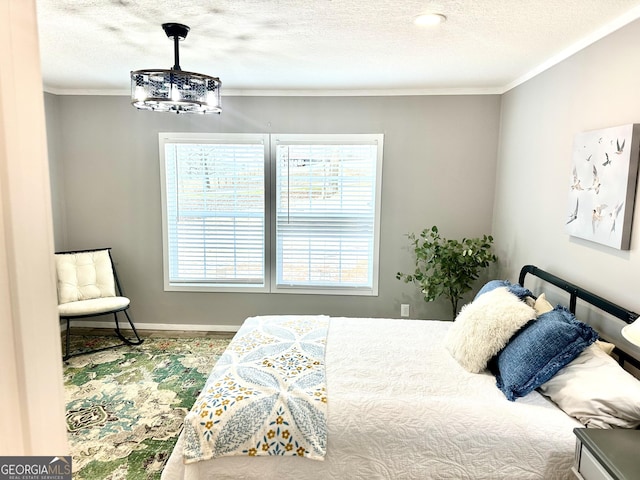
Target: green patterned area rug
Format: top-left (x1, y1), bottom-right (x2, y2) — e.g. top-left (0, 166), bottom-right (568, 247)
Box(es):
top-left (63, 335), bottom-right (231, 479)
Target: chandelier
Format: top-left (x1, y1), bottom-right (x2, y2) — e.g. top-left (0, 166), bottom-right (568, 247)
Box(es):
top-left (131, 23), bottom-right (222, 114)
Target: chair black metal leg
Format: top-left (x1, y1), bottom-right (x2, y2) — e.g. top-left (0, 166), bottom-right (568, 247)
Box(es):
top-left (64, 318), bottom-right (71, 361)
top-left (114, 310), bottom-right (143, 346)
top-left (124, 310), bottom-right (144, 345)
top-left (61, 308), bottom-right (143, 361)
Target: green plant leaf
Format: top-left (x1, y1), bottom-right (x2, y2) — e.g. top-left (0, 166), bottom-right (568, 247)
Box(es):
top-left (396, 226), bottom-right (497, 319)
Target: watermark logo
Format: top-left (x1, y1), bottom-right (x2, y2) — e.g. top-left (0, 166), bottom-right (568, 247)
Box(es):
top-left (0, 456), bottom-right (71, 480)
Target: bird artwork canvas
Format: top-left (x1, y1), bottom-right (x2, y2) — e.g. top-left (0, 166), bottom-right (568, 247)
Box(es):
top-left (566, 124), bottom-right (640, 250)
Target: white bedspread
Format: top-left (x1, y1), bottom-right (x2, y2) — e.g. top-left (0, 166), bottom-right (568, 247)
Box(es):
top-left (162, 317), bottom-right (581, 480)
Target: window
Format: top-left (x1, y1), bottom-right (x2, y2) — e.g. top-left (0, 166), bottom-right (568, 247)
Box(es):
top-left (159, 133), bottom-right (383, 295)
top-left (159, 133), bottom-right (269, 290)
top-left (272, 135), bottom-right (382, 294)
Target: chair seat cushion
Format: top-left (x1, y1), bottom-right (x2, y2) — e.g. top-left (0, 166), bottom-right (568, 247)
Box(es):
top-left (58, 296), bottom-right (130, 316)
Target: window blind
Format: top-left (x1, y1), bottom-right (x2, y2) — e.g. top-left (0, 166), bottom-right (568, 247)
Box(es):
top-left (163, 141), bottom-right (265, 285)
top-left (274, 140), bottom-right (380, 291)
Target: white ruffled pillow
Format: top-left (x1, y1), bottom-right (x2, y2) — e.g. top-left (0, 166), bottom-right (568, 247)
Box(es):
top-left (445, 287), bottom-right (537, 373)
top-left (539, 344), bottom-right (640, 428)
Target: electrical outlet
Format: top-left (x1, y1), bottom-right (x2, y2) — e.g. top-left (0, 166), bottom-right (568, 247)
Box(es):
top-left (400, 304), bottom-right (410, 317)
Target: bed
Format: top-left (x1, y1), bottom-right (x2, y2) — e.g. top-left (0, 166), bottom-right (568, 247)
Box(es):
top-left (161, 266), bottom-right (640, 480)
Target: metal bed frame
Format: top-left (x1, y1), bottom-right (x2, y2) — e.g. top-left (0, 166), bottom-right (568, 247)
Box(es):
top-left (519, 265), bottom-right (640, 370)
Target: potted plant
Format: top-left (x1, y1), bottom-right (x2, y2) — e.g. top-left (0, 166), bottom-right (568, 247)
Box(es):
top-left (396, 226), bottom-right (497, 319)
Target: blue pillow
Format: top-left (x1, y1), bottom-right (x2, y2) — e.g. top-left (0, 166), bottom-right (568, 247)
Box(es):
top-left (474, 280), bottom-right (533, 301)
top-left (493, 306), bottom-right (598, 401)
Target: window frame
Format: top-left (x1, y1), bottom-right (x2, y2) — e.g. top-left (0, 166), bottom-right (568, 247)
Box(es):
top-left (158, 132), bottom-right (271, 293)
top-left (269, 133), bottom-right (383, 296)
top-left (159, 132), bottom-right (383, 296)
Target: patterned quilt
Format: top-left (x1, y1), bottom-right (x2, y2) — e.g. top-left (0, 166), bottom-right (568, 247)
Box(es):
top-left (182, 315), bottom-right (329, 464)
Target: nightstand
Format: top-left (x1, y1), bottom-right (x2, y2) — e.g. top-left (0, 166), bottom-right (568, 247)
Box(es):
top-left (573, 428), bottom-right (640, 480)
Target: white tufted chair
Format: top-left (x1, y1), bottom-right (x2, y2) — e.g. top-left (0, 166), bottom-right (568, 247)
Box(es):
top-left (55, 248), bottom-right (143, 360)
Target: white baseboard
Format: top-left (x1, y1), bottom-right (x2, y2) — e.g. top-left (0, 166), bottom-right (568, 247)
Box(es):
top-left (59, 320), bottom-right (240, 333)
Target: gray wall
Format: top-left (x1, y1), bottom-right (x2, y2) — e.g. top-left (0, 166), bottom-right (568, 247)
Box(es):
top-left (493, 18), bottom-right (640, 355)
top-left (46, 94), bottom-right (501, 326)
top-left (44, 93), bottom-right (67, 249)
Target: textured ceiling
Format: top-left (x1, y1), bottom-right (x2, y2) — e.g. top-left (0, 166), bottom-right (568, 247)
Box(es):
top-left (36, 0), bottom-right (640, 95)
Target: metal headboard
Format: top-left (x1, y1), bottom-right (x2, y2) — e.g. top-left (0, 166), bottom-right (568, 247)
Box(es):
top-left (518, 265), bottom-right (640, 370)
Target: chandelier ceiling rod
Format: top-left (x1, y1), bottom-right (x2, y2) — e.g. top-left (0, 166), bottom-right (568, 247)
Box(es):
top-left (163, 23), bottom-right (188, 71)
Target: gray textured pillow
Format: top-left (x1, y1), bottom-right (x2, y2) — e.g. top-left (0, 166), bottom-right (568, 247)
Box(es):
top-left (445, 287), bottom-right (537, 373)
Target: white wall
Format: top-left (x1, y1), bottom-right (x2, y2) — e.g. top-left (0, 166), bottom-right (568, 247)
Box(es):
top-left (46, 94), bottom-right (501, 324)
top-left (0, 0), bottom-right (68, 455)
top-left (493, 18), bottom-right (640, 354)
